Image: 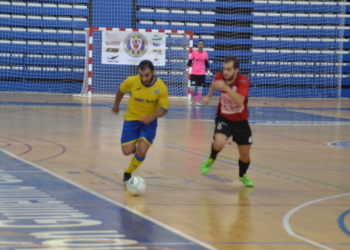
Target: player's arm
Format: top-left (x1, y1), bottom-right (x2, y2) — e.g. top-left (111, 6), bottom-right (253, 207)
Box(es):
top-left (111, 77), bottom-right (131, 114)
top-left (213, 79), bottom-right (248, 105)
top-left (141, 83), bottom-right (169, 124)
top-left (187, 59), bottom-right (193, 68)
top-left (186, 59), bottom-right (193, 75)
top-left (141, 108), bottom-right (168, 125)
top-left (202, 78), bottom-right (216, 105)
top-left (222, 85), bottom-right (245, 105)
top-left (111, 89), bottom-right (124, 114)
top-left (205, 60), bottom-right (211, 78)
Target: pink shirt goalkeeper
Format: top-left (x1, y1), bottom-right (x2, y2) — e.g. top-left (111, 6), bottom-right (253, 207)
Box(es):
top-left (190, 50), bottom-right (209, 75)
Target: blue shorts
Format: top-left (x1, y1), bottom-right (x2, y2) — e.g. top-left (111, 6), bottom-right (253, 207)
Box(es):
top-left (121, 120), bottom-right (158, 146)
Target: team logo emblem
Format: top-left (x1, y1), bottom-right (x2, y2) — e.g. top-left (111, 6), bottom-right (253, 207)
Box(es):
top-left (124, 33), bottom-right (148, 58)
top-left (154, 88), bottom-right (159, 94)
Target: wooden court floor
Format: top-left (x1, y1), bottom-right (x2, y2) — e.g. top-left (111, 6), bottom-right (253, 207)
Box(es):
top-left (0, 92), bottom-right (349, 250)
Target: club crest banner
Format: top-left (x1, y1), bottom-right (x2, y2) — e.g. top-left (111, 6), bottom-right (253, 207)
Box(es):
top-left (101, 30), bottom-right (166, 65)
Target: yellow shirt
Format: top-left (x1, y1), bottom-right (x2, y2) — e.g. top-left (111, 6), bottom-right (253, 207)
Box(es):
top-left (119, 75), bottom-right (170, 121)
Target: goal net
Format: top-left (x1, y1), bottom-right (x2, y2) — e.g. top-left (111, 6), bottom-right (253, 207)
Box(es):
top-left (77, 28), bottom-right (192, 98)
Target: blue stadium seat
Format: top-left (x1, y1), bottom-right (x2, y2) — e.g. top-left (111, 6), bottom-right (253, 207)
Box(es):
top-left (251, 27), bottom-right (346, 37)
top-left (0, 43), bottom-right (85, 55)
top-left (253, 4), bottom-right (344, 13)
top-left (26, 0), bottom-right (89, 3)
top-left (217, 13), bottom-right (347, 26)
top-left (0, 17), bottom-right (88, 29)
top-left (0, 30), bottom-right (85, 42)
top-left (25, 57), bottom-right (85, 67)
top-left (0, 68), bottom-right (23, 78)
top-left (251, 65), bottom-right (340, 74)
top-left (137, 0), bottom-right (216, 10)
top-left (0, 55), bottom-right (23, 65)
top-left (137, 12), bottom-right (216, 23)
top-left (252, 40), bottom-right (341, 50)
top-left (25, 70), bottom-right (83, 80)
top-left (136, 24), bottom-right (215, 34)
top-left (211, 62), bottom-right (251, 70)
top-left (251, 52), bottom-right (342, 62)
top-left (0, 80), bottom-right (82, 93)
top-left (212, 51), bottom-right (252, 58)
top-left (1, 5), bottom-right (88, 16)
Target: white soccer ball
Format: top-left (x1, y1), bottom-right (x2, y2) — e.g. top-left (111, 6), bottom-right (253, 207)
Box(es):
top-left (127, 176), bottom-right (146, 196)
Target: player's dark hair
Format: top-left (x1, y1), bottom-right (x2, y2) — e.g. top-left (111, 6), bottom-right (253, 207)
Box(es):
top-left (198, 40), bottom-right (204, 45)
top-left (224, 56), bottom-right (240, 69)
top-left (138, 60), bottom-right (155, 71)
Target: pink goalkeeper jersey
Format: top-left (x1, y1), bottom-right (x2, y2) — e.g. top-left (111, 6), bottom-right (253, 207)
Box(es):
top-left (190, 50), bottom-right (209, 75)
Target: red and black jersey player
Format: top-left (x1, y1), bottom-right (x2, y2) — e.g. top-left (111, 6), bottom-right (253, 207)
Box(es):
top-left (201, 56), bottom-right (254, 187)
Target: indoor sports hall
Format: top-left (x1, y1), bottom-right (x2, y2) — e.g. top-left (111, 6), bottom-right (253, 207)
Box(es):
top-left (0, 1), bottom-right (350, 250)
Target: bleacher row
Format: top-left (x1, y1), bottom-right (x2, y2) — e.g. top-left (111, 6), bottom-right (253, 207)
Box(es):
top-left (0, 0), bottom-right (350, 97)
top-left (134, 0), bottom-right (350, 98)
top-left (0, 0), bottom-right (88, 92)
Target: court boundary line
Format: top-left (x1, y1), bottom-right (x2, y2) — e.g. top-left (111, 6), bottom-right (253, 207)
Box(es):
top-left (283, 193), bottom-right (350, 250)
top-left (0, 148), bottom-right (218, 250)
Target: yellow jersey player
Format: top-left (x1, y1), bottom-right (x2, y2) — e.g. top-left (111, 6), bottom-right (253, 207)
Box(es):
top-left (111, 60), bottom-right (169, 183)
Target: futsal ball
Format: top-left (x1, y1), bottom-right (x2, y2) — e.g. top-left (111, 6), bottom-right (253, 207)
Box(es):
top-left (127, 176), bottom-right (146, 196)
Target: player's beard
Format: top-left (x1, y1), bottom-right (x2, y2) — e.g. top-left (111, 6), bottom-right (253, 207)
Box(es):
top-left (141, 75), bottom-right (154, 86)
top-left (224, 73), bottom-right (237, 82)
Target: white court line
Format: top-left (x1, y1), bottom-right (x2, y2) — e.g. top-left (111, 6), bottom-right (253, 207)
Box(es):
top-left (283, 193), bottom-right (350, 250)
top-left (0, 149), bottom-right (218, 250)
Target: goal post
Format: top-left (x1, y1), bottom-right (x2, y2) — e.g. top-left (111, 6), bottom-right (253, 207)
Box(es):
top-left (77, 27), bottom-right (193, 99)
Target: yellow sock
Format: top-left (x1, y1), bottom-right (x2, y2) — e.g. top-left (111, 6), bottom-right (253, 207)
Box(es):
top-left (125, 155), bottom-right (144, 174)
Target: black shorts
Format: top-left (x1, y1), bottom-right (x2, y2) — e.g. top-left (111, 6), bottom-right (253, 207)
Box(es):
top-left (214, 115), bottom-right (253, 145)
top-left (190, 74), bottom-right (206, 87)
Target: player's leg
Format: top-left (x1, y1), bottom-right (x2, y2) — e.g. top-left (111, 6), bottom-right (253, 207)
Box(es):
top-left (195, 75), bottom-right (206, 106)
top-left (232, 120), bottom-right (254, 187)
top-left (121, 142), bottom-right (137, 155)
top-left (123, 120), bottom-right (157, 182)
top-left (123, 139), bottom-right (150, 182)
top-left (120, 121), bottom-right (140, 156)
top-left (237, 145), bottom-right (254, 187)
top-left (120, 121), bottom-right (141, 182)
top-left (201, 116), bottom-right (231, 174)
top-left (189, 75), bottom-right (197, 104)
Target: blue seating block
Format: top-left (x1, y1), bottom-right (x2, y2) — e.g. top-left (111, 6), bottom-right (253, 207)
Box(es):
top-left (0, 44), bottom-right (85, 55)
top-left (0, 18), bottom-right (88, 29)
top-left (1, 5), bottom-right (88, 16)
top-left (0, 31), bottom-right (85, 42)
top-left (137, 0), bottom-right (216, 10)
